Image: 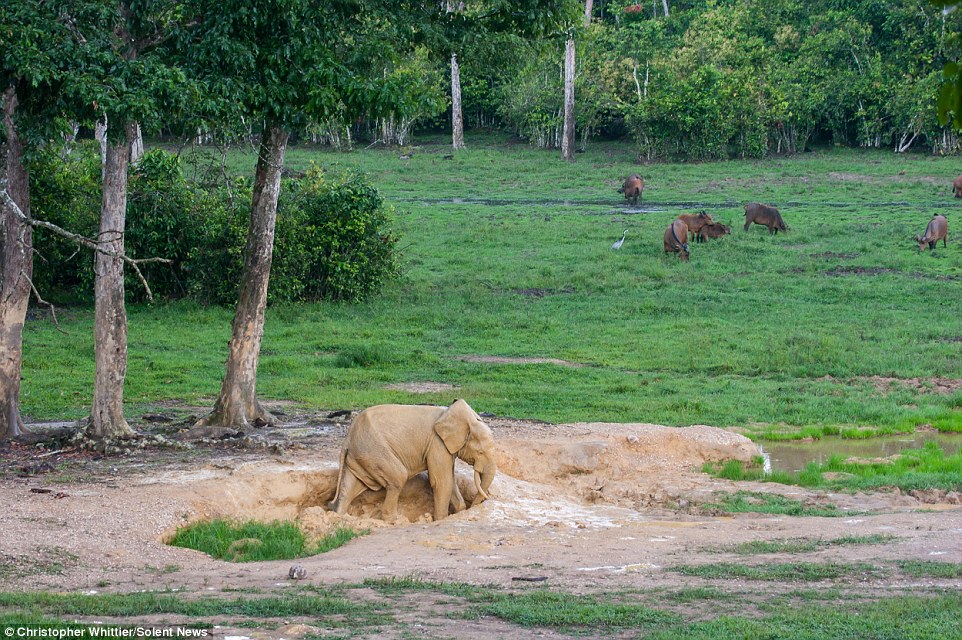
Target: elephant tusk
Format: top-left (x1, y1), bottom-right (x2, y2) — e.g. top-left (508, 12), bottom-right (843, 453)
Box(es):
top-left (474, 469), bottom-right (489, 502)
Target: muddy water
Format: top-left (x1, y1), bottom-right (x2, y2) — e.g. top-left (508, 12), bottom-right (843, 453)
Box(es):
top-left (396, 197), bottom-right (958, 210)
top-left (760, 432), bottom-right (962, 473)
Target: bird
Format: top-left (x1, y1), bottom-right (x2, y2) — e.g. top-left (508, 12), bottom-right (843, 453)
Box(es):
top-left (611, 229), bottom-right (628, 250)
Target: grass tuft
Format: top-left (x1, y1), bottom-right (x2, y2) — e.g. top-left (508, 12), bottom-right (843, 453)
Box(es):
top-left (166, 519), bottom-right (364, 562)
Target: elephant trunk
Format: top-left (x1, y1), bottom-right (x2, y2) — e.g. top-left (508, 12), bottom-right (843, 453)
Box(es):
top-left (472, 461), bottom-right (496, 506)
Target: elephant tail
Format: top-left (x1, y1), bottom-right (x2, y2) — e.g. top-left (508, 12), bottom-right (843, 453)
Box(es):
top-left (328, 448), bottom-right (350, 511)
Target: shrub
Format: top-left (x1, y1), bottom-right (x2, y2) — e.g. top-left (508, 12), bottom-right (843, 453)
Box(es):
top-left (272, 164), bottom-right (400, 303)
top-left (29, 148), bottom-right (399, 306)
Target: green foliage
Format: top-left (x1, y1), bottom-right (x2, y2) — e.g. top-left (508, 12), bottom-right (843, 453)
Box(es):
top-left (166, 518), bottom-right (364, 562)
top-left (705, 492), bottom-right (851, 518)
top-left (28, 149), bottom-right (398, 306)
top-left (720, 535), bottom-right (898, 556)
top-left (476, 589), bottom-right (679, 629)
top-left (706, 443), bottom-right (962, 493)
top-left (672, 561), bottom-right (887, 582)
top-left (273, 165), bottom-right (401, 303)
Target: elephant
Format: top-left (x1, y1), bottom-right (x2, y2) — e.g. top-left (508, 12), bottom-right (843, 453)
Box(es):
top-left (328, 399), bottom-right (497, 521)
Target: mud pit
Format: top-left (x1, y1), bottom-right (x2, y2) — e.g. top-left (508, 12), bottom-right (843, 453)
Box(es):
top-left (3, 415), bottom-right (962, 634)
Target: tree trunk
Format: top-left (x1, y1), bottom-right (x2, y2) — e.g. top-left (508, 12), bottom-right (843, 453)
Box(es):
top-left (195, 125), bottom-right (289, 430)
top-left (0, 87), bottom-right (32, 441)
top-left (662, 0), bottom-right (670, 17)
top-left (89, 122), bottom-right (138, 439)
top-left (562, 38), bottom-right (576, 162)
top-left (451, 53), bottom-right (465, 150)
top-left (584, 0), bottom-right (593, 24)
top-left (130, 123), bottom-right (144, 164)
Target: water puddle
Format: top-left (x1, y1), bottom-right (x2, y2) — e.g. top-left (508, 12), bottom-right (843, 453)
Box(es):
top-left (395, 198), bottom-right (956, 210)
top-left (760, 432), bottom-right (962, 473)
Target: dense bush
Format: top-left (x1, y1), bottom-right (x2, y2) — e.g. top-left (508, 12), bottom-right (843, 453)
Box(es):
top-left (273, 165), bottom-right (400, 303)
top-left (29, 149), bottom-right (400, 306)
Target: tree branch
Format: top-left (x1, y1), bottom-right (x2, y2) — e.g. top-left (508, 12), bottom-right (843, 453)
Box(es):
top-left (1, 179), bottom-right (170, 302)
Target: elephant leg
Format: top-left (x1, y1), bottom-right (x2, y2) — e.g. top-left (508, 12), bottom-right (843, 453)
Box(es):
top-left (381, 483), bottom-right (403, 521)
top-left (427, 459), bottom-right (456, 521)
top-left (450, 478), bottom-right (467, 513)
top-left (331, 472), bottom-right (367, 515)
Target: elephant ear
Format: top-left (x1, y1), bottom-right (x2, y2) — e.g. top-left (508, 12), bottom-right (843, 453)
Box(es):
top-left (434, 399), bottom-right (472, 455)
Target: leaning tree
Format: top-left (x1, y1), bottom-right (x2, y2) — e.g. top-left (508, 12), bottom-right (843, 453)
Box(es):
top-left (188, 0), bottom-right (578, 431)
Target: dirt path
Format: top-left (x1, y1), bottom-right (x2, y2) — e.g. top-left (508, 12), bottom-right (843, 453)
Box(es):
top-left (2, 414), bottom-right (960, 636)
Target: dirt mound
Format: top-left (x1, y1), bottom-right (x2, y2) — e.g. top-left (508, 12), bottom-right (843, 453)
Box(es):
top-left (496, 423), bottom-right (759, 511)
top-left (176, 423), bottom-right (759, 539)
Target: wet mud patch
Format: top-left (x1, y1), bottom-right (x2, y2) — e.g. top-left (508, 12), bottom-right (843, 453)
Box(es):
top-left (812, 251), bottom-right (860, 259)
top-left (824, 266), bottom-right (900, 277)
top-left (511, 286), bottom-right (576, 298)
top-left (383, 381), bottom-right (458, 394)
top-left (455, 354), bottom-right (585, 368)
top-left (820, 374), bottom-right (962, 395)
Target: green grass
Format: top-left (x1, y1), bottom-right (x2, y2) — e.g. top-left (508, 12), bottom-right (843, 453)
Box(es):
top-left (673, 560), bottom-right (962, 583)
top-left (672, 562), bottom-right (888, 582)
top-left (0, 590), bottom-right (379, 620)
top-left (165, 519), bottom-right (364, 562)
top-left (703, 491), bottom-right (855, 517)
top-left (718, 534), bottom-right (898, 555)
top-left (22, 135), bottom-right (962, 435)
top-left (705, 442), bottom-right (962, 492)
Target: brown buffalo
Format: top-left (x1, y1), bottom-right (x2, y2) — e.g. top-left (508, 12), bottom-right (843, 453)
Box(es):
top-left (618, 174), bottom-right (644, 206)
top-left (677, 211), bottom-right (714, 242)
top-left (953, 175), bottom-right (962, 198)
top-left (664, 219), bottom-right (690, 261)
top-left (915, 214), bottom-right (948, 251)
top-left (698, 222), bottom-right (732, 241)
top-left (744, 202), bottom-right (787, 235)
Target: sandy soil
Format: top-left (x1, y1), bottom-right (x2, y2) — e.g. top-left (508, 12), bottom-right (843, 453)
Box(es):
top-left (2, 411), bottom-right (961, 637)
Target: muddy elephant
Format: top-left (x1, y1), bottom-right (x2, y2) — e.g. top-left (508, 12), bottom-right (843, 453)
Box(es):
top-left (328, 400), bottom-right (497, 521)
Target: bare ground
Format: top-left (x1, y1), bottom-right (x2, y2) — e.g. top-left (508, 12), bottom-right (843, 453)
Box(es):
top-left (2, 409), bottom-right (961, 637)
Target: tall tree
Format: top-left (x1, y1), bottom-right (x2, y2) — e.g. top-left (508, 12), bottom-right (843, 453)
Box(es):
top-left (68, 2), bottom-right (189, 438)
top-left (190, 0), bottom-right (576, 431)
top-left (0, 88), bottom-right (32, 441)
top-left (562, 36), bottom-right (576, 161)
top-left (448, 2), bottom-right (466, 150)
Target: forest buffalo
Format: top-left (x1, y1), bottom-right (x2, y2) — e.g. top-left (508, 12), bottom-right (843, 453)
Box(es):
top-left (677, 211), bottom-right (714, 242)
top-left (953, 175), bottom-right (962, 198)
top-left (664, 219), bottom-right (690, 261)
top-left (915, 214), bottom-right (948, 251)
top-left (698, 222), bottom-right (732, 241)
top-left (619, 174), bottom-right (644, 206)
top-left (744, 203), bottom-right (787, 235)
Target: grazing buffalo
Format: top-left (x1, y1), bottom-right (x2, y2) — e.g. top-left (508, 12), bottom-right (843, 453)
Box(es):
top-left (619, 174), bottom-right (644, 206)
top-left (664, 219), bottom-right (690, 261)
top-left (953, 175), bottom-right (962, 198)
top-left (744, 203), bottom-right (787, 235)
top-left (677, 211), bottom-right (714, 242)
top-left (698, 222), bottom-right (732, 242)
top-left (915, 214), bottom-right (948, 251)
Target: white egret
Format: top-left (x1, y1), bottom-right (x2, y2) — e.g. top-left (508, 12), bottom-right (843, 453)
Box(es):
top-left (611, 229), bottom-right (628, 250)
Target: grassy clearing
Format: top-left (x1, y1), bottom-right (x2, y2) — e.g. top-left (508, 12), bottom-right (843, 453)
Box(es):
top-left (673, 562), bottom-right (887, 582)
top-left (5, 584), bottom-right (961, 639)
top-left (0, 590), bottom-right (381, 621)
top-left (705, 441), bottom-right (962, 491)
top-left (23, 135), bottom-right (962, 435)
top-left (674, 560), bottom-right (962, 584)
top-left (718, 534), bottom-right (898, 555)
top-left (165, 519), bottom-right (364, 562)
top-left (703, 491), bottom-right (857, 517)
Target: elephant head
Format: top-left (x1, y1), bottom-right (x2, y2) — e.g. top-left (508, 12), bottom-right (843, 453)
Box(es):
top-left (434, 399), bottom-right (498, 506)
